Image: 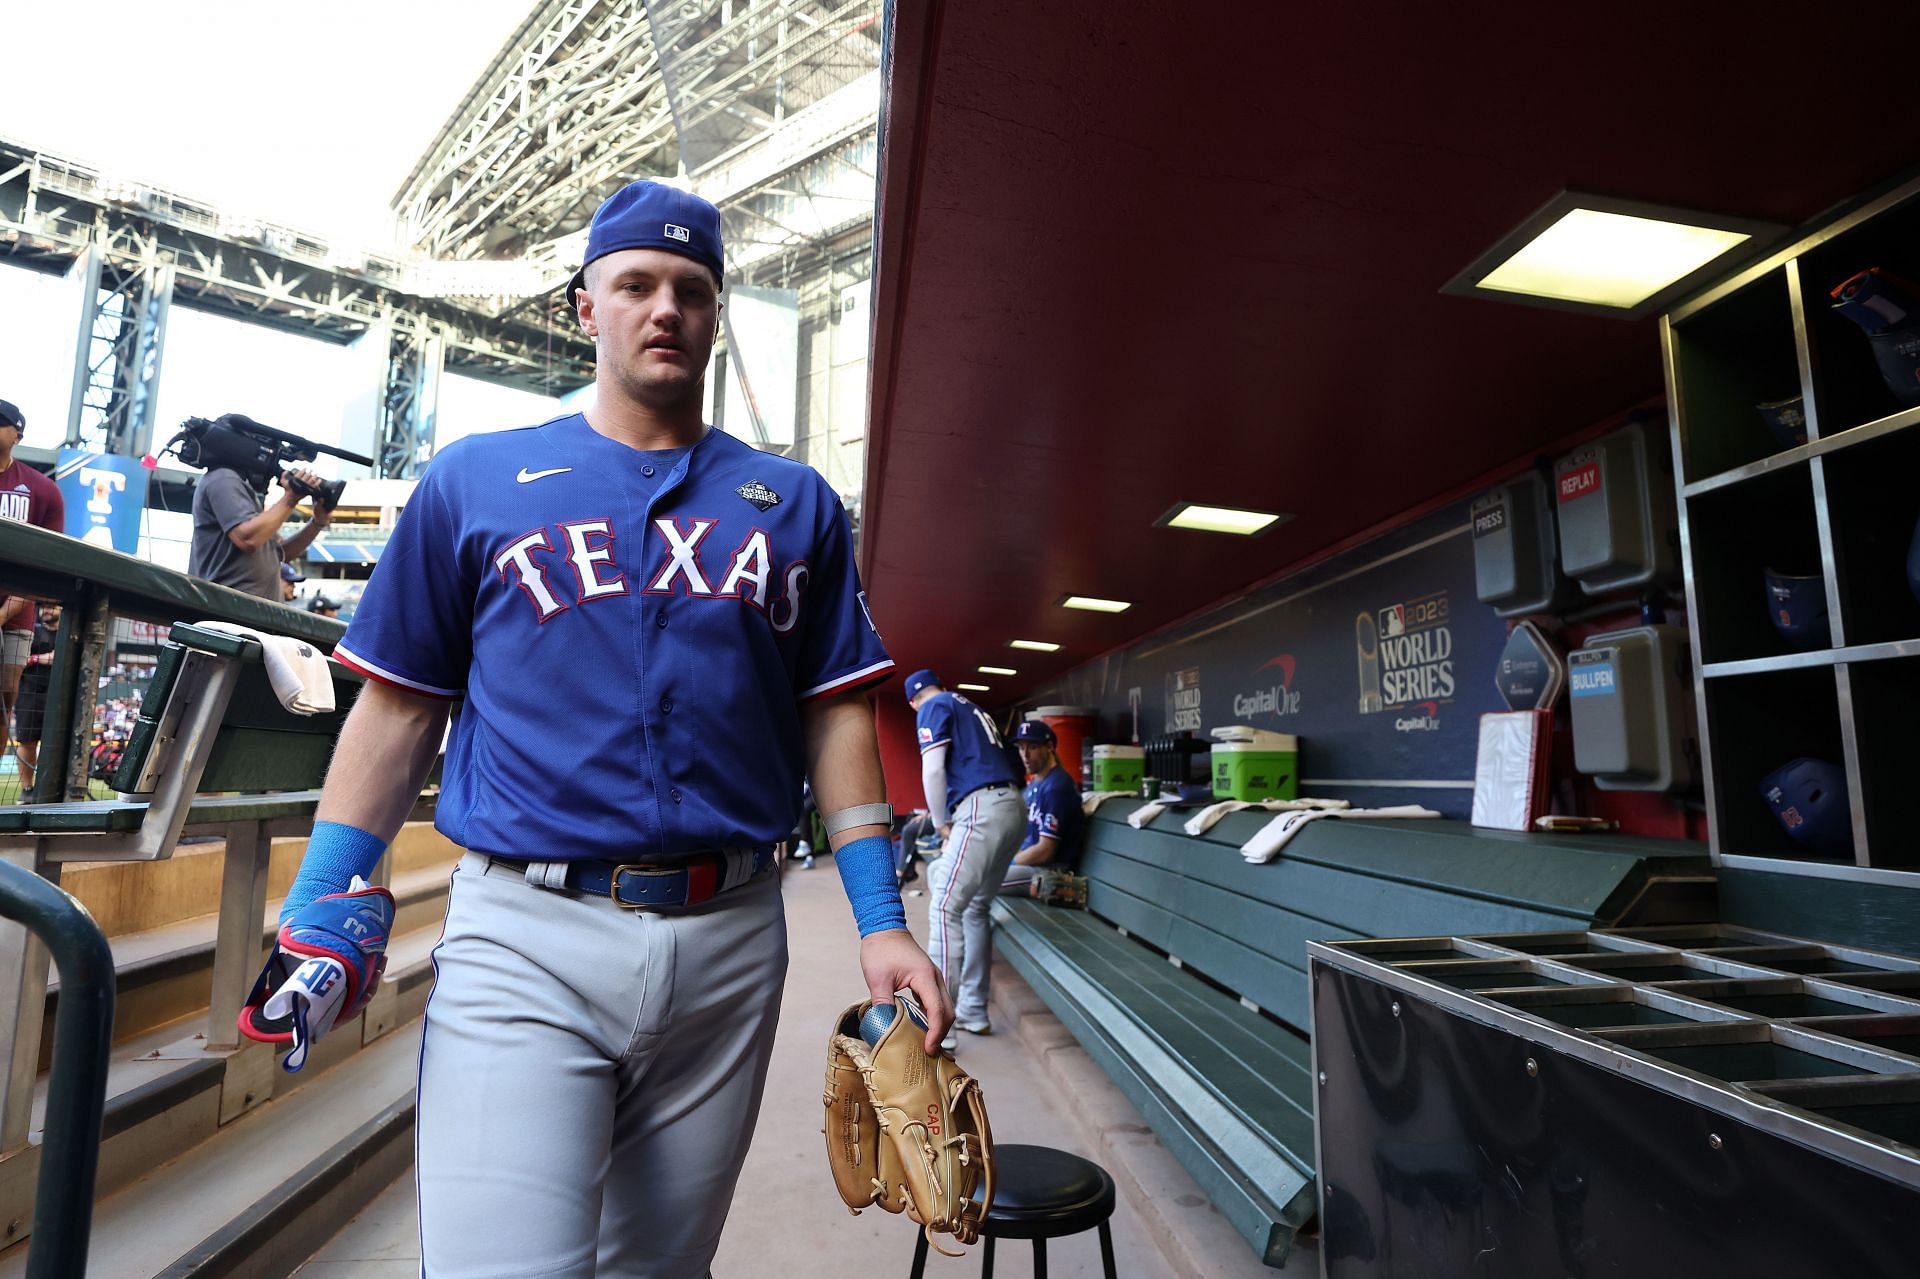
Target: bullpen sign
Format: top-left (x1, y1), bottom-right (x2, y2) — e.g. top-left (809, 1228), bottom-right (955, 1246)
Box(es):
top-left (56, 449), bottom-right (147, 554)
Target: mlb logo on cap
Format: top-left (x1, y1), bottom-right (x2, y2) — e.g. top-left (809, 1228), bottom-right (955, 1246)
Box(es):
top-left (566, 180), bottom-right (726, 310)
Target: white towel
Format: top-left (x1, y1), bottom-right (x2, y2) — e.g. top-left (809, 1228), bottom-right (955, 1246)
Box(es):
top-left (1184, 795), bottom-right (1354, 836)
top-left (1184, 800), bottom-right (1256, 835)
top-left (1126, 801), bottom-right (1171, 829)
top-left (1082, 790), bottom-right (1137, 816)
top-left (1240, 804), bottom-right (1442, 864)
top-left (196, 621), bottom-right (336, 716)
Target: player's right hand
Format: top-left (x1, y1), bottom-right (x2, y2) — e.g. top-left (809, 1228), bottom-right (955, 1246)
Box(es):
top-left (858, 929), bottom-right (951, 1054)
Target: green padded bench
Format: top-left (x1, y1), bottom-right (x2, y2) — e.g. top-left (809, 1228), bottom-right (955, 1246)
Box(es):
top-left (0, 623), bottom-right (363, 858)
top-left (991, 801), bottom-right (1713, 1267)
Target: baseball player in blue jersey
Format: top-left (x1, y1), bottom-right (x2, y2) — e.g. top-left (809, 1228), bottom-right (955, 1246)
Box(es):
top-left (906, 670), bottom-right (1023, 1050)
top-left (261, 181), bottom-right (947, 1278)
top-left (1001, 720), bottom-right (1085, 894)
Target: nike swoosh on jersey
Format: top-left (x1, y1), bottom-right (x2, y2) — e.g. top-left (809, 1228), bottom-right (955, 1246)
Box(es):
top-left (516, 467), bottom-right (572, 483)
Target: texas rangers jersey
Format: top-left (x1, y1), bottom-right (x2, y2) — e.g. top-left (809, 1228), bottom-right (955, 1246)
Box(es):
top-left (335, 417), bottom-right (892, 861)
top-left (1022, 765), bottom-right (1083, 866)
top-left (916, 690), bottom-right (1018, 810)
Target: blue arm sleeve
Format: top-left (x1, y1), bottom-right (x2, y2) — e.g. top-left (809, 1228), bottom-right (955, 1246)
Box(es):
top-left (281, 821), bottom-right (390, 921)
top-left (833, 833), bottom-right (908, 936)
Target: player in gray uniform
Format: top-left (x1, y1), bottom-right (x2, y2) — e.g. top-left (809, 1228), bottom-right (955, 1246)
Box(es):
top-left (269, 181), bottom-right (949, 1278)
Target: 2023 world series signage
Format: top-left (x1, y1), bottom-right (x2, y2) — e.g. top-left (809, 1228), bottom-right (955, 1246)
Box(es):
top-left (1033, 500), bottom-right (1508, 817)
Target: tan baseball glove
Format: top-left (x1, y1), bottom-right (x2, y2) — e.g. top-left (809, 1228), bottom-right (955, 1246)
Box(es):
top-left (822, 992), bottom-right (995, 1255)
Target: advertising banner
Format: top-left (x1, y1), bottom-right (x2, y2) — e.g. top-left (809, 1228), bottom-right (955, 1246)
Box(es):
top-left (56, 448), bottom-right (148, 554)
top-left (1028, 501), bottom-right (1509, 817)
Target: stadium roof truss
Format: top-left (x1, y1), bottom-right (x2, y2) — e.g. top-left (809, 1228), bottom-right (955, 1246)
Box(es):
top-left (394, 0), bottom-right (883, 290)
top-left (0, 0), bottom-right (881, 470)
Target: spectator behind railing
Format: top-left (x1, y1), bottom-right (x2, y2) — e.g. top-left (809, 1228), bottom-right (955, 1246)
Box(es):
top-left (15, 602), bottom-right (60, 797)
top-left (0, 398), bottom-right (67, 779)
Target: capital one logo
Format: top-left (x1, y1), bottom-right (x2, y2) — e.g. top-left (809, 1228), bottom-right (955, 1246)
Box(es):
top-left (1233, 653), bottom-right (1301, 719)
top-left (1394, 700), bottom-right (1442, 733)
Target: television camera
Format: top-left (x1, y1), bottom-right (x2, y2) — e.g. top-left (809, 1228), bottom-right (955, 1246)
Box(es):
top-left (163, 414), bottom-right (373, 510)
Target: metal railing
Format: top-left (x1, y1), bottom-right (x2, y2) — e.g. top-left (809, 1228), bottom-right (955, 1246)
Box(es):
top-left (0, 862), bottom-right (112, 1278)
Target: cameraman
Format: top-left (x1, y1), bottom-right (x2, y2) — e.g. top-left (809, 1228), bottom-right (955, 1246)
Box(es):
top-left (189, 463), bottom-right (333, 601)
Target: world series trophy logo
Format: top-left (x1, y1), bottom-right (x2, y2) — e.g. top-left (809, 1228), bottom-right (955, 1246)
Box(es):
top-left (1355, 611), bottom-right (1383, 713)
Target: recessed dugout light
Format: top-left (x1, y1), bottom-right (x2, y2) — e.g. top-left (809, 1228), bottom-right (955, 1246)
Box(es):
top-left (978, 665), bottom-right (1017, 676)
top-left (1010, 639), bottom-right (1061, 652)
top-left (1442, 192), bottom-right (1782, 320)
top-left (1061, 595), bottom-right (1132, 613)
top-left (957, 683), bottom-right (991, 692)
top-left (1156, 503), bottom-right (1289, 537)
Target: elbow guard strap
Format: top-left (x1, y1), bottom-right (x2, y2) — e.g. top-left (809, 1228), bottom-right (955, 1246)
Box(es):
top-left (822, 802), bottom-right (893, 836)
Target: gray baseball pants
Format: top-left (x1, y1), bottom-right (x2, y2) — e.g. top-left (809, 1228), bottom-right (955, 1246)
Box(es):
top-left (924, 785), bottom-right (1024, 1025)
top-left (414, 852), bottom-right (787, 1277)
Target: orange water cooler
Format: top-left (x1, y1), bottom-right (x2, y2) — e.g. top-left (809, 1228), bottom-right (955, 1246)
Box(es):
top-left (1028, 705), bottom-right (1097, 785)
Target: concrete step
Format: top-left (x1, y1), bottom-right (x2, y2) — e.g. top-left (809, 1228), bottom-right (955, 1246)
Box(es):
top-left (0, 1022), bottom-right (421, 1279)
top-left (0, 909), bottom-right (444, 1271)
top-left (58, 822), bottom-right (459, 942)
top-left (41, 848), bottom-right (458, 1063)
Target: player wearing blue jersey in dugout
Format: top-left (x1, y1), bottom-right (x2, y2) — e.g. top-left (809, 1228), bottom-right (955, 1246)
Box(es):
top-left (907, 670), bottom-right (1024, 1052)
top-left (1000, 720), bottom-right (1085, 895)
top-left (264, 181), bottom-right (947, 1278)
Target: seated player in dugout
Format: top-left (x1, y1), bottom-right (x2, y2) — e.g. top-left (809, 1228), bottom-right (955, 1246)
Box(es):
top-left (1001, 720), bottom-right (1086, 894)
top-left (263, 179), bottom-right (945, 1278)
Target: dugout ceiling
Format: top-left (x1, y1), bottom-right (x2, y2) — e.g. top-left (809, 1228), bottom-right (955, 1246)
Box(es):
top-left (860, 1), bottom-right (1920, 707)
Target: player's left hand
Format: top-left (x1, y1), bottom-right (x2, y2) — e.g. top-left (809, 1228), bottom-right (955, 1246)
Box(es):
top-left (938, 822), bottom-right (952, 841)
top-left (858, 928), bottom-right (951, 1054)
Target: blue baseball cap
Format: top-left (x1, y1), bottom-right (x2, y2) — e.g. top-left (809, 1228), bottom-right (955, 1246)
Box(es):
top-left (567, 180), bottom-right (725, 311)
top-left (0, 399), bottom-right (23, 432)
top-left (279, 562), bottom-right (305, 584)
top-left (1012, 721), bottom-right (1056, 745)
top-left (904, 669), bottom-right (942, 701)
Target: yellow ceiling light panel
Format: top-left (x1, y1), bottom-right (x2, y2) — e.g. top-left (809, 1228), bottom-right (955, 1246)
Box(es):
top-left (1161, 504), bottom-right (1286, 536)
top-left (1476, 208), bottom-right (1750, 309)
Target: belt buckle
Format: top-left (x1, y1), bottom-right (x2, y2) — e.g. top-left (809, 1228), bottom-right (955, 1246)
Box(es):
top-left (608, 863), bottom-right (686, 910)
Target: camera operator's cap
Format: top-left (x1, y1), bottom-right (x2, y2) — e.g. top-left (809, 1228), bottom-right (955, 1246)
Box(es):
top-left (904, 669), bottom-right (942, 701)
top-left (1013, 720), bottom-right (1056, 746)
top-left (567, 180), bottom-right (726, 312)
top-left (0, 400), bottom-right (23, 432)
top-left (307, 595), bottom-right (338, 613)
top-left (279, 562), bottom-right (305, 584)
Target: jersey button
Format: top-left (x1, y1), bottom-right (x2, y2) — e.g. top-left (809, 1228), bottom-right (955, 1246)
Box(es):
top-left (661, 697), bottom-right (673, 713)
top-left (670, 788), bottom-right (683, 804)
top-left (642, 465), bottom-right (656, 477)
top-left (656, 611), bottom-right (669, 628)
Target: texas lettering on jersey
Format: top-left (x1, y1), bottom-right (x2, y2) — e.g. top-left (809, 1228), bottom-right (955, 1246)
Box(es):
top-left (492, 516), bottom-right (811, 632)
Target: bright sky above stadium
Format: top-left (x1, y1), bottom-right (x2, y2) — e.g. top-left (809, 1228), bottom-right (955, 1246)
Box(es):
top-left (0, 0), bottom-right (535, 245)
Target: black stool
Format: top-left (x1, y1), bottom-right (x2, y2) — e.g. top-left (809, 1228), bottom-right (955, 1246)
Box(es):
top-left (909, 1143), bottom-right (1118, 1278)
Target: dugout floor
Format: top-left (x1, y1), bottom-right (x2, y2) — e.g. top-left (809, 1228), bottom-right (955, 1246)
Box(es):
top-left (296, 856), bottom-right (1308, 1277)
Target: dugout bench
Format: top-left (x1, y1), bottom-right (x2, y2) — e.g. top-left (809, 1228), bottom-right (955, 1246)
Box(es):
top-left (0, 519), bottom-right (437, 1160)
top-left (991, 801), bottom-right (1712, 1266)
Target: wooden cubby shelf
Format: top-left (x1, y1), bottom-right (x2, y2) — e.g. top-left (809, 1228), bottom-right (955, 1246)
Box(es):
top-left (1667, 171), bottom-right (1920, 876)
